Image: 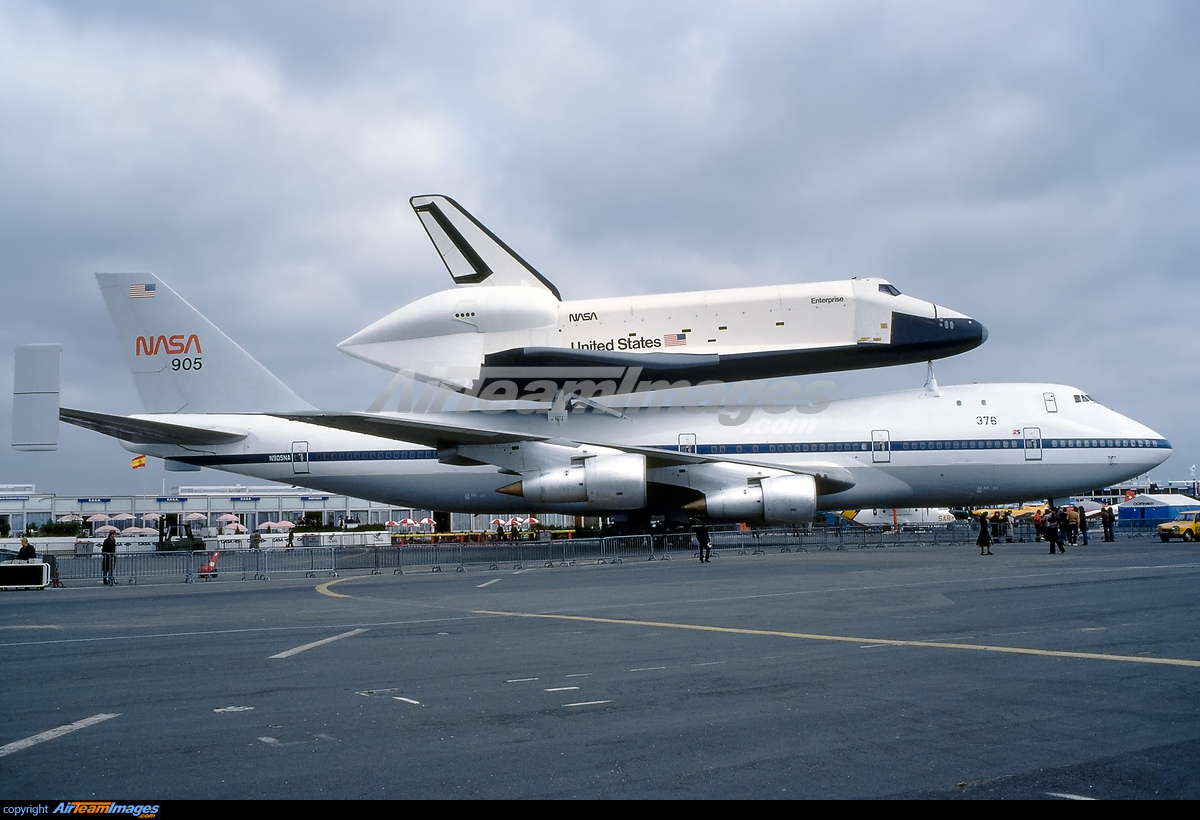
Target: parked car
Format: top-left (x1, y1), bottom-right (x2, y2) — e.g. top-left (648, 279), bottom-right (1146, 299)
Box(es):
top-left (1158, 512), bottom-right (1200, 542)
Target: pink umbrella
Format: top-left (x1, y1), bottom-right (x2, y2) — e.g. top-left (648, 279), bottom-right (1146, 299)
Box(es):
top-left (86, 514), bottom-right (110, 523)
top-left (256, 521), bottom-right (274, 530)
top-left (223, 523), bottom-right (247, 534)
top-left (183, 512), bottom-right (207, 521)
top-left (94, 525), bottom-right (118, 534)
top-left (118, 526), bottom-right (141, 536)
top-left (58, 514), bottom-right (83, 523)
top-left (272, 521), bottom-right (295, 530)
top-left (141, 512), bottom-right (163, 521)
top-left (111, 513), bottom-right (135, 522)
top-left (216, 514), bottom-right (240, 523)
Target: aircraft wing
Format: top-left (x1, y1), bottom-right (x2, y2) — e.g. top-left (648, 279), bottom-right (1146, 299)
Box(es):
top-left (275, 411), bottom-right (854, 492)
top-left (272, 411), bottom-right (552, 448)
top-left (60, 408), bottom-right (248, 446)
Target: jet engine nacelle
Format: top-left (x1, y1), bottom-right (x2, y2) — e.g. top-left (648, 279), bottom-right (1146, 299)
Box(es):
top-left (517, 453), bottom-right (646, 510)
top-left (697, 474), bottom-right (817, 525)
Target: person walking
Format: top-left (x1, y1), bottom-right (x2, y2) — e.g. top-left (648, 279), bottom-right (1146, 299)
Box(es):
top-left (1004, 511), bottom-right (1015, 543)
top-left (101, 531), bottom-right (117, 585)
top-left (1079, 505), bottom-right (1090, 546)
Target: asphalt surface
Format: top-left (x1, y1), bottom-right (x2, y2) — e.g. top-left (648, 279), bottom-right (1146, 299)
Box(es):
top-left (2, 537), bottom-right (1198, 799)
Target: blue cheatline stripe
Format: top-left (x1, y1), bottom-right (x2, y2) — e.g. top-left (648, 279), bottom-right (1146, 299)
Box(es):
top-left (172, 437), bottom-right (1170, 468)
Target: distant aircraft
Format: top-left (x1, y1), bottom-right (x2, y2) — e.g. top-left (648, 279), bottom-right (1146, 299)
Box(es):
top-left (839, 508), bottom-right (956, 528)
top-left (13, 273), bottom-right (1171, 528)
top-left (337, 195), bottom-right (989, 394)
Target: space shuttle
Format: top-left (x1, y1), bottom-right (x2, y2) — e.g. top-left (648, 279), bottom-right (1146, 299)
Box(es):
top-left (337, 196), bottom-right (988, 393)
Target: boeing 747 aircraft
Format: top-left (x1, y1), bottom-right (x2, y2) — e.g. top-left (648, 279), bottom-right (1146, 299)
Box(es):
top-left (13, 274), bottom-right (1170, 526)
top-left (337, 195), bottom-right (988, 393)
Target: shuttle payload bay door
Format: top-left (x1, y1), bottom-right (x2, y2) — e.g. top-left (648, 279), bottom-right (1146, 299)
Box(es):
top-left (292, 440), bottom-right (310, 474)
top-left (872, 430), bottom-right (891, 463)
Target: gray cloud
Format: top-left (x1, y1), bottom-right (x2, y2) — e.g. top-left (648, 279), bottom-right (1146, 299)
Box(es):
top-left (2, 0), bottom-right (1197, 495)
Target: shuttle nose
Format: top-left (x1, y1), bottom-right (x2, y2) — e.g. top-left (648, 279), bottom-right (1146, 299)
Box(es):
top-left (890, 311), bottom-right (988, 359)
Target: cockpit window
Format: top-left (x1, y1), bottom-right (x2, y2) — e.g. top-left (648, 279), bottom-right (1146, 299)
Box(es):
top-left (878, 284), bottom-right (901, 296)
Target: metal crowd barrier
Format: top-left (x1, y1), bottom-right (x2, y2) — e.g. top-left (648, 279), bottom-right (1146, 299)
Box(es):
top-left (22, 521), bottom-right (1166, 587)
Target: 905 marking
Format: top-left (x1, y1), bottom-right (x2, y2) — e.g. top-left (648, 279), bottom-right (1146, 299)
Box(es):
top-left (171, 357), bottom-right (202, 371)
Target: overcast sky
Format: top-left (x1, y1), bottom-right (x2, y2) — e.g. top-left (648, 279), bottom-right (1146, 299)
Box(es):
top-left (1, 0), bottom-right (1197, 497)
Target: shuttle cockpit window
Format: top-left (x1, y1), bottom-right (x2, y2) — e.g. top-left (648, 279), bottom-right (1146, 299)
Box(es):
top-left (878, 284), bottom-right (901, 296)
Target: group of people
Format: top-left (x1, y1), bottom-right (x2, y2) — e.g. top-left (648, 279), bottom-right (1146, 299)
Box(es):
top-left (977, 502), bottom-right (1118, 555)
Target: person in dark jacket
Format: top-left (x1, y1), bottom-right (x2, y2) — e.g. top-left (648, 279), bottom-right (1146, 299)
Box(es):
top-left (696, 524), bottom-right (712, 563)
top-left (1102, 504), bottom-right (1116, 542)
top-left (977, 513), bottom-right (993, 555)
top-left (1045, 508), bottom-right (1064, 554)
top-left (18, 536), bottom-right (36, 560)
top-left (101, 532), bottom-right (117, 584)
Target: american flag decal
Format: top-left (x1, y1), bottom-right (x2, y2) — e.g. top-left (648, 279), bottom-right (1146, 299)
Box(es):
top-left (663, 333), bottom-right (687, 347)
top-left (129, 283), bottom-right (156, 299)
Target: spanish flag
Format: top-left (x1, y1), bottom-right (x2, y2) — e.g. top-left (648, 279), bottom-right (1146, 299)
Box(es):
top-left (131, 455), bottom-right (146, 469)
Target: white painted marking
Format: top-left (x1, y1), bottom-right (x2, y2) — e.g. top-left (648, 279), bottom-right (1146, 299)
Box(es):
top-left (0, 713), bottom-right (120, 758)
top-left (476, 579), bottom-right (501, 588)
top-left (629, 666), bottom-right (666, 672)
top-left (393, 696), bottom-right (421, 705)
top-left (270, 628), bottom-right (367, 659)
top-left (1046, 792), bottom-right (1096, 801)
top-left (565, 672), bottom-right (593, 678)
top-left (544, 687), bottom-right (580, 692)
top-left (258, 736), bottom-right (279, 745)
top-left (357, 688), bottom-right (400, 696)
top-left (213, 706), bottom-right (255, 713)
top-left (0, 625), bottom-right (61, 630)
top-left (563, 700), bottom-right (612, 708)
top-left (860, 644), bottom-right (889, 649)
top-left (506, 677), bottom-right (538, 683)
top-left (691, 661), bottom-right (725, 667)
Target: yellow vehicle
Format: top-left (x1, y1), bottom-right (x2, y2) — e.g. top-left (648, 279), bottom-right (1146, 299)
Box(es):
top-left (1158, 512), bottom-right (1200, 542)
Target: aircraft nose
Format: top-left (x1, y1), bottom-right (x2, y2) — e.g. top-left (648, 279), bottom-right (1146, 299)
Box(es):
top-left (890, 312), bottom-right (988, 358)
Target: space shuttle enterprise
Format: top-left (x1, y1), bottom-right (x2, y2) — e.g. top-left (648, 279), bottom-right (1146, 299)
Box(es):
top-left (337, 195), bottom-right (988, 392)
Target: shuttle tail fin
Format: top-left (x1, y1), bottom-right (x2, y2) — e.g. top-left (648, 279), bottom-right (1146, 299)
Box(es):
top-left (95, 273), bottom-right (313, 414)
top-left (409, 195), bottom-right (561, 300)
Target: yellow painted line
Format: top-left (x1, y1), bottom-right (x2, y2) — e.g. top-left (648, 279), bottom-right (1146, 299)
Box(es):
top-left (315, 577), bottom-right (354, 598)
top-left (473, 610), bottom-right (1200, 669)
